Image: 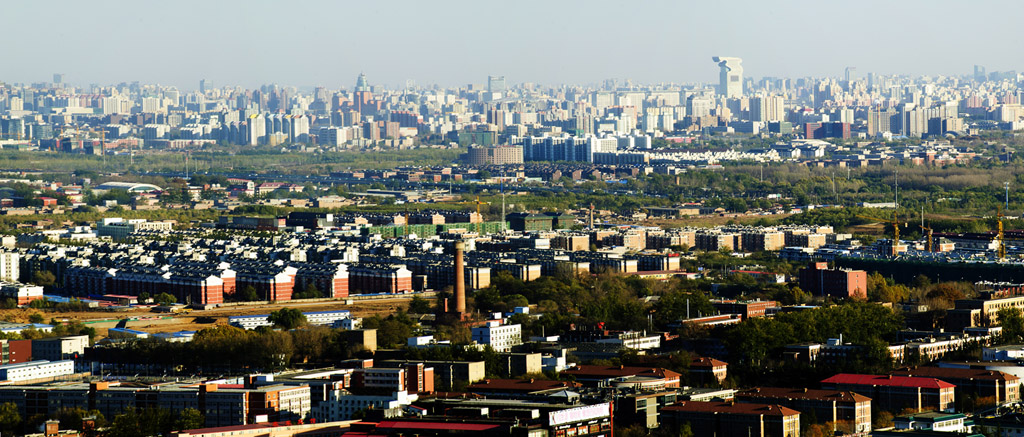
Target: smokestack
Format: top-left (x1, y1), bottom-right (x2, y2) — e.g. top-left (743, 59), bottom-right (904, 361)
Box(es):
top-left (455, 240), bottom-right (466, 314)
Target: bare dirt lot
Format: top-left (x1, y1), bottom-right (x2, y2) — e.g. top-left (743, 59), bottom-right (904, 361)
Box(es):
top-left (641, 212), bottom-right (794, 229)
top-left (2, 296), bottom-right (422, 339)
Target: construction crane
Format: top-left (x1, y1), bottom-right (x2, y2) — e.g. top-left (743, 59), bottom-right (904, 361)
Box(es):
top-left (78, 126), bottom-right (108, 166)
top-left (453, 196), bottom-right (491, 233)
top-left (919, 206), bottom-right (933, 253)
top-left (920, 223), bottom-right (934, 253)
top-left (472, 196), bottom-right (490, 233)
top-left (856, 213), bottom-right (907, 257)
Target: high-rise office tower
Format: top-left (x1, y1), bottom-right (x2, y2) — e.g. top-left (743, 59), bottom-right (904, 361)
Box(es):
top-left (974, 65), bottom-right (987, 82)
top-left (200, 79), bottom-right (209, 94)
top-left (712, 57), bottom-right (743, 98)
top-left (52, 74), bottom-right (64, 85)
top-left (488, 76), bottom-right (506, 93)
top-left (844, 67), bottom-right (857, 83)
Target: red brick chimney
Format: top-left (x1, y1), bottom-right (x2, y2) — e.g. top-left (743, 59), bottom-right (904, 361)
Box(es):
top-left (455, 241), bottom-right (466, 314)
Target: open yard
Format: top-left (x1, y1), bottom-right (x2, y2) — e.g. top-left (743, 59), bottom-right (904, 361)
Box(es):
top-left (1, 295), bottom-right (423, 339)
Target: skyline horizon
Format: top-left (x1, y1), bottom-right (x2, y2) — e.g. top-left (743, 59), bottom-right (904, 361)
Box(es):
top-left (3, 63), bottom-right (1016, 93)
top-left (4, 0), bottom-right (1024, 91)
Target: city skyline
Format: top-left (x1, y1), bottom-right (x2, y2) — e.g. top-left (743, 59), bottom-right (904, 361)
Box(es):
top-left (4, 0), bottom-right (1024, 90)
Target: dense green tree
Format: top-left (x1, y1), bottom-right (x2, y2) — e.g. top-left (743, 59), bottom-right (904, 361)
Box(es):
top-left (173, 408), bottom-right (204, 432)
top-left (407, 295), bottom-right (432, 314)
top-left (238, 285), bottom-right (260, 302)
top-left (154, 292), bottom-right (177, 305)
top-left (0, 402), bottom-right (21, 436)
top-left (362, 311), bottom-right (418, 348)
top-left (998, 307), bottom-right (1024, 344)
top-left (31, 270), bottom-right (56, 287)
top-left (268, 308), bottom-right (306, 330)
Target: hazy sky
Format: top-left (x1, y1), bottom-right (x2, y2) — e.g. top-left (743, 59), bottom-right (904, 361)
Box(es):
top-left (4, 0), bottom-right (1023, 90)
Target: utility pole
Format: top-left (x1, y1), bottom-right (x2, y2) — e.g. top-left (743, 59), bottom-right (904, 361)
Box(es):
top-left (894, 170), bottom-right (899, 209)
top-left (1006, 181), bottom-right (1011, 211)
top-left (100, 129), bottom-right (106, 169)
top-left (832, 171), bottom-right (837, 205)
top-left (501, 175), bottom-right (506, 233)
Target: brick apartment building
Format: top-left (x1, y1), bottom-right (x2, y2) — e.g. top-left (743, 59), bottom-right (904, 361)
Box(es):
top-left (821, 373), bottom-right (955, 413)
top-left (348, 264), bottom-right (412, 294)
top-left (661, 401), bottom-right (801, 437)
top-left (892, 366), bottom-right (1020, 405)
top-left (798, 262), bottom-right (867, 299)
top-left (736, 387), bottom-right (872, 433)
top-left (711, 299), bottom-right (778, 319)
top-left (689, 357), bottom-right (728, 385)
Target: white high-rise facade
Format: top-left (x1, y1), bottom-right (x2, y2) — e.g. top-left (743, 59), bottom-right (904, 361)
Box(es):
top-left (0, 252), bottom-right (19, 282)
top-left (713, 57), bottom-right (744, 98)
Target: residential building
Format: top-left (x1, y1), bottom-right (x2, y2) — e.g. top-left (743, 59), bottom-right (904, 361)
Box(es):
top-left (560, 365), bottom-right (681, 390)
top-left (689, 357), bottom-right (728, 385)
top-left (471, 322), bottom-right (522, 352)
top-left (736, 387), bottom-right (872, 433)
top-left (821, 373), bottom-right (955, 413)
top-left (892, 367), bottom-right (1020, 405)
top-left (32, 336), bottom-right (89, 361)
top-left (798, 262), bottom-right (867, 299)
top-left (661, 401), bottom-right (800, 437)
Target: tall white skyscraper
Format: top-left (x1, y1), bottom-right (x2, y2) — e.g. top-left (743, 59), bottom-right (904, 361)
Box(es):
top-left (713, 57), bottom-right (743, 98)
top-left (750, 95), bottom-right (785, 122)
top-left (0, 252), bottom-right (19, 282)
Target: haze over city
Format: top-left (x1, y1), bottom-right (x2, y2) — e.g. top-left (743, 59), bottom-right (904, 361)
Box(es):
top-left (4, 0), bottom-right (1024, 89)
top-left (6, 1), bottom-right (1024, 436)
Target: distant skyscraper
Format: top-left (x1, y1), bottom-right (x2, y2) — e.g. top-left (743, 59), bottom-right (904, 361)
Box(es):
top-left (52, 74), bottom-right (64, 85)
top-left (200, 79), bottom-right (209, 94)
top-left (750, 95), bottom-right (785, 122)
top-left (487, 76), bottom-right (506, 93)
top-left (355, 73), bottom-right (371, 92)
top-left (974, 65), bottom-right (987, 82)
top-left (844, 67), bottom-right (856, 83)
top-left (353, 73), bottom-right (374, 114)
top-left (712, 57), bottom-right (743, 98)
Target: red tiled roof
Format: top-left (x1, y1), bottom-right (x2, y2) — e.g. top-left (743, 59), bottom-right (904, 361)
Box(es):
top-left (690, 357), bottom-right (728, 368)
top-left (737, 387), bottom-right (871, 403)
top-left (822, 373), bottom-right (955, 389)
top-left (892, 367), bottom-right (1019, 382)
top-left (662, 401), bottom-right (800, 417)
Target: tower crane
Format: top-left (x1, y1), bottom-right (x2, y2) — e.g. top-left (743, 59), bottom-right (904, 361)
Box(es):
top-left (920, 223), bottom-right (934, 253)
top-left (453, 196), bottom-right (491, 234)
top-left (919, 206), bottom-right (933, 253)
top-left (472, 196), bottom-right (490, 233)
top-left (856, 212), bottom-right (907, 257)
